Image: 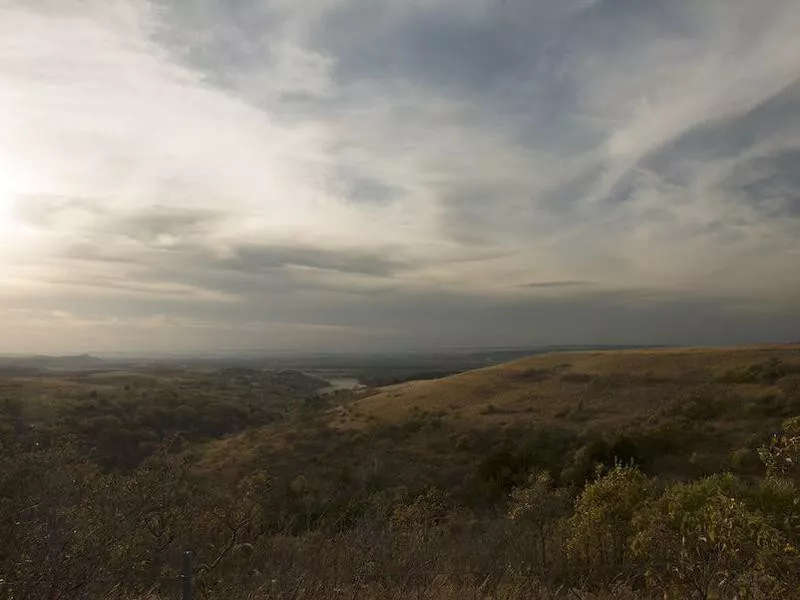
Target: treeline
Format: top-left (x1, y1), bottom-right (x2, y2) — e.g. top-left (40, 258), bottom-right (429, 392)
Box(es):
top-left (356, 370), bottom-right (459, 388)
top-left (0, 369), bottom-right (328, 470)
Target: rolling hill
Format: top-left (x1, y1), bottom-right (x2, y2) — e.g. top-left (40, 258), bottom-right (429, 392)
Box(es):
top-left (334, 345), bottom-right (800, 430)
top-left (201, 345), bottom-right (800, 495)
top-left (5, 345), bottom-right (800, 598)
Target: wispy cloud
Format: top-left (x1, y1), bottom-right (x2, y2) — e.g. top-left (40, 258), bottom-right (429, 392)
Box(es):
top-left (0, 0), bottom-right (798, 352)
top-left (520, 281), bottom-right (593, 289)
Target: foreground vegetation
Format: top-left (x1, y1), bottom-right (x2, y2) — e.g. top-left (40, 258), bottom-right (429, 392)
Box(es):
top-left (1, 346), bottom-right (800, 599)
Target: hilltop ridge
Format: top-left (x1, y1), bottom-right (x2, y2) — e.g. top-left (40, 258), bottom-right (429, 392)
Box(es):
top-left (335, 344), bottom-right (800, 430)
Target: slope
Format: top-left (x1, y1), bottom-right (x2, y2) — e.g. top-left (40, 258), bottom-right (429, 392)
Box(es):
top-left (333, 345), bottom-right (800, 434)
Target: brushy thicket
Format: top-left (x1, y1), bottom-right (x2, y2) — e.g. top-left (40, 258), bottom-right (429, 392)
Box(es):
top-left (2, 363), bottom-right (800, 599)
top-left (1, 417), bottom-right (799, 599)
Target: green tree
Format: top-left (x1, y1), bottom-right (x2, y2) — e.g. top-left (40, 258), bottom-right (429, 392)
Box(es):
top-left (567, 465), bottom-right (651, 567)
top-left (631, 474), bottom-right (796, 599)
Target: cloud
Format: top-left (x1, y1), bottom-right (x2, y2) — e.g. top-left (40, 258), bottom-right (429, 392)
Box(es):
top-left (0, 0), bottom-right (799, 352)
top-left (520, 281), bottom-right (593, 289)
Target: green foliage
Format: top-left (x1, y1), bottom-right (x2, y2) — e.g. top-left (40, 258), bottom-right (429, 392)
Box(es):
top-left (392, 487), bottom-right (455, 533)
top-left (758, 416), bottom-right (800, 478)
top-left (561, 439), bottom-right (613, 485)
top-left (28, 369), bottom-right (319, 469)
top-left (567, 465), bottom-right (652, 566)
top-left (477, 449), bottom-right (529, 497)
top-left (631, 474), bottom-right (797, 599)
top-left (509, 472), bottom-right (569, 523)
top-left (728, 446), bottom-right (761, 472)
top-left (670, 394), bottom-right (731, 420)
top-left (3, 358), bottom-right (800, 598)
top-left (742, 393), bottom-right (789, 417)
top-left (745, 476), bottom-right (800, 543)
top-left (718, 358), bottom-right (792, 384)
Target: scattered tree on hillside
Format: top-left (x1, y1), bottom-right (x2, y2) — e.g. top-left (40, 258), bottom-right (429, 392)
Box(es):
top-left (567, 465), bottom-right (651, 568)
top-left (509, 471), bottom-right (570, 570)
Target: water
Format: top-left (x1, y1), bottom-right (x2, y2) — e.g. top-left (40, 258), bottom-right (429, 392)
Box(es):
top-left (319, 377), bottom-right (364, 394)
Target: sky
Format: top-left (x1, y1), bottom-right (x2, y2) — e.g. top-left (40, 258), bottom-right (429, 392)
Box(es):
top-left (1, 0), bottom-right (799, 354)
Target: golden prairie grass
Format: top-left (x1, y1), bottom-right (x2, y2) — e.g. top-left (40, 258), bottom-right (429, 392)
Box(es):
top-left (184, 345), bottom-right (800, 480)
top-left (335, 345), bottom-right (800, 431)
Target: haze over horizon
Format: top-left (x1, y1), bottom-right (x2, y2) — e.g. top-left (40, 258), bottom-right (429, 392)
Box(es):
top-left (1, 0), bottom-right (799, 354)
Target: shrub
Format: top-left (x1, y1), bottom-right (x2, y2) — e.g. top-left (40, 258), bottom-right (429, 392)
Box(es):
top-left (561, 439), bottom-right (612, 485)
top-left (567, 465), bottom-right (652, 567)
top-left (631, 474), bottom-right (797, 599)
top-left (728, 446), bottom-right (760, 472)
top-left (758, 416), bottom-right (800, 478)
top-left (718, 358), bottom-right (791, 384)
top-left (560, 372), bottom-right (594, 384)
top-left (513, 368), bottom-right (552, 382)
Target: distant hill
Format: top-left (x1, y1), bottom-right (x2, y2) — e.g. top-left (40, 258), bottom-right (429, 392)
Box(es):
top-left (0, 353), bottom-right (107, 371)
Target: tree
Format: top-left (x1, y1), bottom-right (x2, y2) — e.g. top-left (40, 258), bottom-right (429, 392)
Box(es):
top-left (508, 471), bottom-right (570, 571)
top-left (567, 465), bottom-right (651, 567)
top-left (631, 474), bottom-right (796, 599)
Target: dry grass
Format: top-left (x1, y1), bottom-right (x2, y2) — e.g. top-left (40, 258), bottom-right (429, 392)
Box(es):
top-left (179, 345), bottom-right (800, 481)
top-left (111, 582), bottom-right (647, 600)
top-left (334, 345), bottom-right (800, 433)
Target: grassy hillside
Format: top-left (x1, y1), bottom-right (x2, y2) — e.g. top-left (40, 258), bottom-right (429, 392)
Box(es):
top-left (3, 346), bottom-right (800, 598)
top-left (196, 345), bottom-right (800, 501)
top-left (341, 345), bottom-right (800, 428)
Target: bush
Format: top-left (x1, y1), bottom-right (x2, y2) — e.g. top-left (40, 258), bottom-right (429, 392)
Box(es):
top-left (560, 372), bottom-right (594, 383)
top-left (758, 416), bottom-right (800, 478)
top-left (631, 474), bottom-right (797, 599)
top-left (513, 368), bottom-right (552, 382)
top-left (567, 465), bottom-right (652, 567)
top-left (561, 439), bottom-right (613, 485)
top-left (718, 359), bottom-right (791, 384)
